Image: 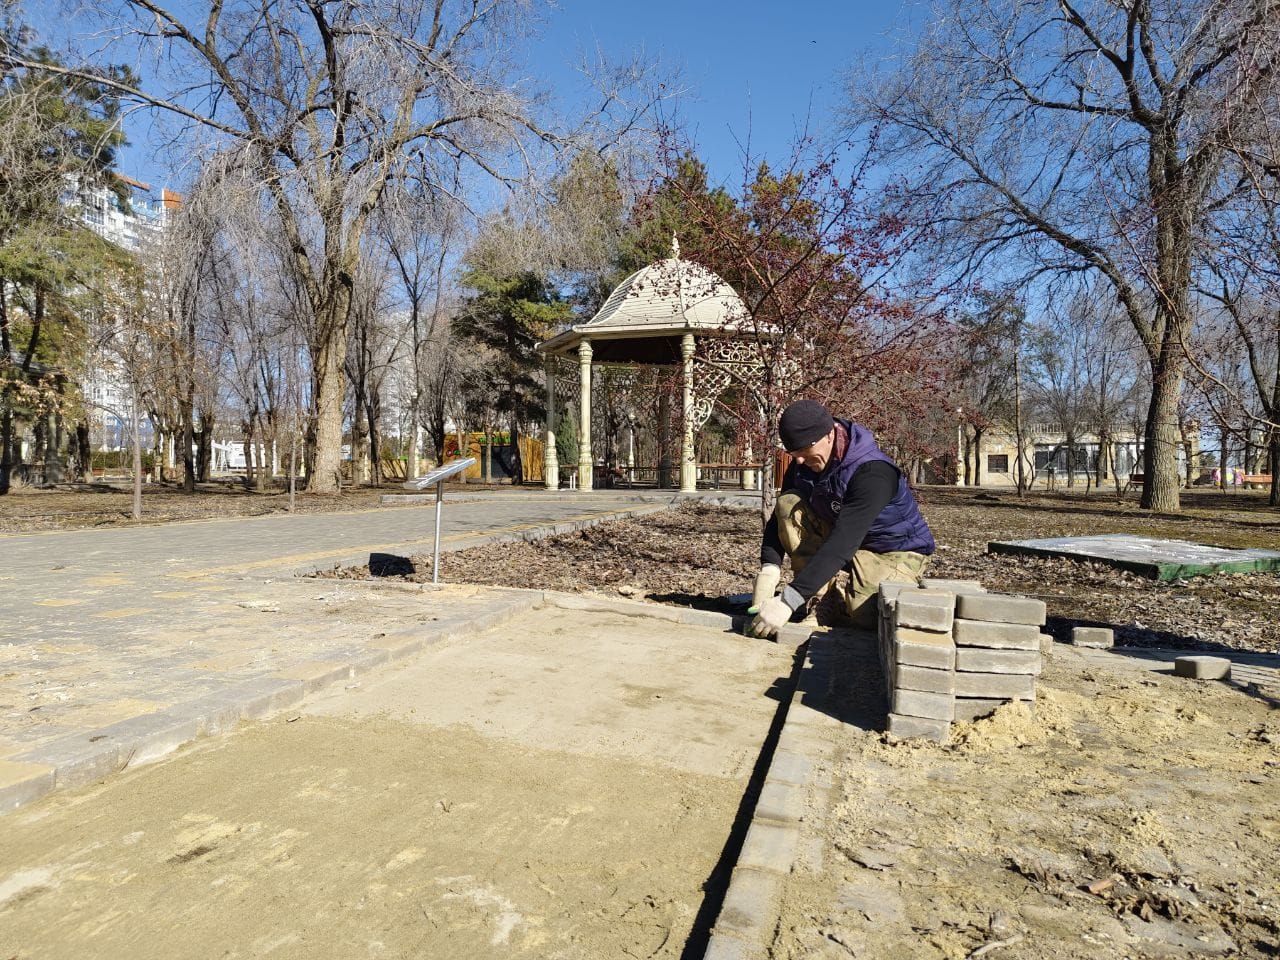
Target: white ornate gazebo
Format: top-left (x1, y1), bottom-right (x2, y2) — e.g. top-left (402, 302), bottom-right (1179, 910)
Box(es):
top-left (537, 243), bottom-right (756, 492)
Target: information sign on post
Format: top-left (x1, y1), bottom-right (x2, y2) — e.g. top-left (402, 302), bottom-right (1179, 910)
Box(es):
top-left (403, 457), bottom-right (477, 584)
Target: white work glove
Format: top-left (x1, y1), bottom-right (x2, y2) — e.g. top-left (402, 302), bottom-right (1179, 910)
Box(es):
top-left (750, 564), bottom-right (782, 610)
top-left (746, 583), bottom-right (805, 639)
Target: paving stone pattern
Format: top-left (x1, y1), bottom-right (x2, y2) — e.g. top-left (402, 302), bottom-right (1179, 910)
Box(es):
top-left (877, 580), bottom-right (1049, 741)
top-left (0, 493), bottom-right (671, 814)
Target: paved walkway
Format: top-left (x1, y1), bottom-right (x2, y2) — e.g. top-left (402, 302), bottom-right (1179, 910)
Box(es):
top-left (0, 491), bottom-right (690, 810)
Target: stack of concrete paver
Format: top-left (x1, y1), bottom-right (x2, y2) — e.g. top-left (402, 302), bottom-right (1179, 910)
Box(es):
top-left (952, 590), bottom-right (1046, 722)
top-left (876, 577), bottom-right (1048, 742)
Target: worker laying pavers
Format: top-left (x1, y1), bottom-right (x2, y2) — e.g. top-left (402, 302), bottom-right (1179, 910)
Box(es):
top-left (747, 400), bottom-right (937, 638)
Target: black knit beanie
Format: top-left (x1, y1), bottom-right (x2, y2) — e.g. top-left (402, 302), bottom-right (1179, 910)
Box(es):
top-left (778, 400), bottom-right (834, 451)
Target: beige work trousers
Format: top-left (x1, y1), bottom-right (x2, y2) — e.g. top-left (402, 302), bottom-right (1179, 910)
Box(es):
top-left (775, 491), bottom-right (929, 629)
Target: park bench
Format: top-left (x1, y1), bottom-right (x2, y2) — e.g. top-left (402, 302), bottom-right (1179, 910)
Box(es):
top-left (1124, 472), bottom-right (1144, 493)
top-left (1243, 474), bottom-right (1273, 487)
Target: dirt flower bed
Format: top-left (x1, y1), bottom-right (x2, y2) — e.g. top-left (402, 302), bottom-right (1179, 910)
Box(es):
top-left (330, 489), bottom-right (1280, 654)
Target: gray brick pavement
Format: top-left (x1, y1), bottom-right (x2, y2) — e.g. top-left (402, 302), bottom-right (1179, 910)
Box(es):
top-left (0, 492), bottom-right (674, 813)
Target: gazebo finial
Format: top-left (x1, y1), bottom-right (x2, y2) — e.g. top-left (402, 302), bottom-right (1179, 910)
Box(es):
top-left (671, 232), bottom-right (680, 260)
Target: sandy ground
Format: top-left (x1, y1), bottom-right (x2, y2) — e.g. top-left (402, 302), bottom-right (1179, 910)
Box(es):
top-left (770, 641), bottom-right (1280, 959)
top-left (0, 607), bottom-right (793, 960)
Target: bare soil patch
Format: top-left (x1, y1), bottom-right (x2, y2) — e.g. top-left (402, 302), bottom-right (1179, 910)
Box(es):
top-left (772, 640), bottom-right (1280, 959)
top-left (336, 489), bottom-right (1280, 654)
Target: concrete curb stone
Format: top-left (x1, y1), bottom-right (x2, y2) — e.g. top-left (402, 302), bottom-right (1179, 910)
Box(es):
top-left (0, 760), bottom-right (57, 814)
top-left (713, 868), bottom-right (783, 940)
top-left (699, 628), bottom-right (846, 959)
top-left (1174, 656), bottom-right (1232, 680)
top-left (953, 619), bottom-right (1042, 650)
top-left (955, 593), bottom-right (1047, 626)
top-left (886, 713), bottom-right (950, 741)
top-left (954, 672), bottom-right (1037, 699)
top-left (1071, 626), bottom-right (1115, 648)
top-left (955, 648), bottom-right (1044, 675)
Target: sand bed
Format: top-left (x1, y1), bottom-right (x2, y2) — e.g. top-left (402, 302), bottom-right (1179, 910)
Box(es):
top-left (769, 644), bottom-right (1280, 959)
top-left (0, 608), bottom-right (793, 959)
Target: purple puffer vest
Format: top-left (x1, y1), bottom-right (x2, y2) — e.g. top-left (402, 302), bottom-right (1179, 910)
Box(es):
top-left (789, 420), bottom-right (935, 555)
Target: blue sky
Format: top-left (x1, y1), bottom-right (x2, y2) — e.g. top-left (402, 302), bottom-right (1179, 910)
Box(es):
top-left (111, 0), bottom-right (916, 191)
top-left (524, 0), bottom-right (913, 186)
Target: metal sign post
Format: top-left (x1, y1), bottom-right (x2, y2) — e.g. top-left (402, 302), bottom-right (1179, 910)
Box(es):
top-left (403, 457), bottom-right (477, 584)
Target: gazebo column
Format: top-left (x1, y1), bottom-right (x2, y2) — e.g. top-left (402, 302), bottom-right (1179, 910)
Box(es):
top-left (741, 436), bottom-right (756, 490)
top-left (658, 391), bottom-right (673, 487)
top-left (543, 356), bottom-right (559, 491)
top-left (577, 340), bottom-right (593, 491)
top-left (680, 333), bottom-right (696, 493)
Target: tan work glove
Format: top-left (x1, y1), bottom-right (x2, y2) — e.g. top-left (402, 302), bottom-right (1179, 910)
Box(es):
top-left (750, 564), bottom-right (782, 610)
top-left (746, 594), bottom-right (794, 638)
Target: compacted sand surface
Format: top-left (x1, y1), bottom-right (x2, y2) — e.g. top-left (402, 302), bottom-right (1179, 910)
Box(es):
top-left (0, 607), bottom-right (793, 959)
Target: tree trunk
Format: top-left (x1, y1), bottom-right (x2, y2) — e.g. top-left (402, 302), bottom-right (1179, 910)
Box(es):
top-left (1219, 424), bottom-right (1229, 492)
top-left (242, 420), bottom-right (256, 491)
top-left (1139, 353), bottom-right (1185, 512)
top-left (961, 429), bottom-right (971, 486)
top-left (197, 412), bottom-right (214, 483)
top-left (972, 429), bottom-right (984, 487)
top-left (0, 404), bottom-right (12, 496)
top-left (152, 427), bottom-right (166, 484)
top-left (180, 397), bottom-right (197, 493)
top-left (75, 421), bottom-right (91, 481)
top-left (131, 388), bottom-right (143, 520)
top-left (510, 419), bottom-right (522, 486)
top-left (406, 400), bottom-right (419, 480)
top-left (1183, 430), bottom-right (1196, 489)
top-left (352, 413), bottom-right (370, 487)
top-left (289, 427), bottom-right (299, 512)
top-left (1269, 429), bottom-right (1279, 509)
top-left (309, 306), bottom-right (349, 494)
top-left (365, 398), bottom-right (380, 485)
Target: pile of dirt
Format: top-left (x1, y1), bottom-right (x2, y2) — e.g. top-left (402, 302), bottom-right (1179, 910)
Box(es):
top-left (770, 645), bottom-right (1280, 959)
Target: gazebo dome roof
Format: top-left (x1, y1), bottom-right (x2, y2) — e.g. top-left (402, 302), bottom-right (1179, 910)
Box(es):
top-left (539, 257), bottom-right (747, 364)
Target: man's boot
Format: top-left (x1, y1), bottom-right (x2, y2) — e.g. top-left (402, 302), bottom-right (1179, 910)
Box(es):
top-left (799, 570), bottom-right (853, 627)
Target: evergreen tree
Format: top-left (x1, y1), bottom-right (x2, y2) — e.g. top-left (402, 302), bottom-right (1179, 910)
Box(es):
top-left (454, 267), bottom-right (571, 484)
top-left (0, 18), bottom-right (132, 492)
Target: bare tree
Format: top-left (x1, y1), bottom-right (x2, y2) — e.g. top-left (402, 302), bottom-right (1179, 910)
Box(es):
top-left (852, 0), bottom-right (1280, 511)
top-left (7, 0), bottom-right (674, 493)
top-left (376, 167), bottom-right (467, 478)
top-left (1193, 88), bottom-right (1280, 504)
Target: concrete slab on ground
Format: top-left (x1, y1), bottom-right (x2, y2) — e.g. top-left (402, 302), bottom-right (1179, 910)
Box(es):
top-left (988, 533), bottom-right (1280, 579)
